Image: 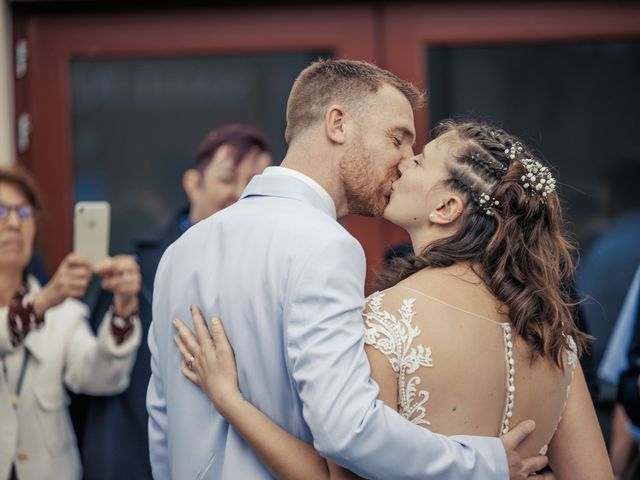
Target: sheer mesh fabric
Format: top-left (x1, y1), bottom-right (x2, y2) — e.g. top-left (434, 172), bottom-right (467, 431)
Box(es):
top-left (363, 283), bottom-right (576, 458)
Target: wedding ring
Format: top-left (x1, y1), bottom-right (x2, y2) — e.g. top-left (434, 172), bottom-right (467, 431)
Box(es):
top-left (187, 356), bottom-right (195, 371)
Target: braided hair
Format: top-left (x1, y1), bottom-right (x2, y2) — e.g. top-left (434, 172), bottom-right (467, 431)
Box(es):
top-left (378, 120), bottom-right (587, 367)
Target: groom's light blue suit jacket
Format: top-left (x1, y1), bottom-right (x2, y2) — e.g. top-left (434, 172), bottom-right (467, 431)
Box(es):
top-left (147, 170), bottom-right (508, 479)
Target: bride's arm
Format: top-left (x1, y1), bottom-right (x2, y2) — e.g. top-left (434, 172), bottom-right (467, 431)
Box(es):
top-left (547, 364), bottom-right (613, 479)
top-left (173, 306), bottom-right (359, 480)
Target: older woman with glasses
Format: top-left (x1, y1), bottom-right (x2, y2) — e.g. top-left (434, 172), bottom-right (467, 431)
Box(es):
top-left (0, 166), bottom-right (142, 480)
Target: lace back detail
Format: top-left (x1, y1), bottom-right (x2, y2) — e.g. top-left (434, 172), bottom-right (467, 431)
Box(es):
top-left (363, 292), bottom-right (433, 426)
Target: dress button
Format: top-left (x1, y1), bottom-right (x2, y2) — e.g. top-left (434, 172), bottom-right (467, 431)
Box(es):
top-left (17, 453), bottom-right (28, 462)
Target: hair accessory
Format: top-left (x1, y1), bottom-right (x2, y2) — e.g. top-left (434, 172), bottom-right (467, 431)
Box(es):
top-left (477, 192), bottom-right (500, 216)
top-left (504, 142), bottom-right (524, 160)
top-left (519, 158), bottom-right (556, 199)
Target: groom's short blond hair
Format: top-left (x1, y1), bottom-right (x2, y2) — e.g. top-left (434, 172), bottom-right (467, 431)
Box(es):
top-left (284, 59), bottom-right (424, 144)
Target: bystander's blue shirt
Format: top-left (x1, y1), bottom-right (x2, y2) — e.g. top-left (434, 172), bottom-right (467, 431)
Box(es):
top-left (577, 212), bottom-right (640, 365)
top-left (599, 264), bottom-right (640, 441)
top-left (179, 212), bottom-right (192, 236)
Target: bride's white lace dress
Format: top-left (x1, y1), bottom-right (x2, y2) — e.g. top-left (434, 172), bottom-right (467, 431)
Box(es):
top-left (363, 285), bottom-right (577, 455)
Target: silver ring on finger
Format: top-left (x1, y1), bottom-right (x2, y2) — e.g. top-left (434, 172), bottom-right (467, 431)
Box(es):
top-left (187, 355), bottom-right (196, 371)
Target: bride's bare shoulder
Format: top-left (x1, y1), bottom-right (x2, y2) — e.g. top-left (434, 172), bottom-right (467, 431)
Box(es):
top-left (387, 264), bottom-right (508, 325)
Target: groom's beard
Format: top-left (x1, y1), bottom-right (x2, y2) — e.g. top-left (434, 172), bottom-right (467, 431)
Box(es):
top-left (340, 143), bottom-right (392, 217)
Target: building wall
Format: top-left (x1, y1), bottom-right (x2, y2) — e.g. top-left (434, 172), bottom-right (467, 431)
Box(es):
top-left (0, 0), bottom-right (14, 166)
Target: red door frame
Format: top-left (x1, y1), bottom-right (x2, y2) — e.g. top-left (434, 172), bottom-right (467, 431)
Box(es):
top-left (13, 4), bottom-right (393, 291)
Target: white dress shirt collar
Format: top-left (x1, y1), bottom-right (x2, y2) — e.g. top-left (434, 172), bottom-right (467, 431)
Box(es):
top-left (262, 166), bottom-right (337, 220)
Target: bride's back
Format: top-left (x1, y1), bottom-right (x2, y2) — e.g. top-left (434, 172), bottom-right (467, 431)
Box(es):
top-left (364, 263), bottom-right (575, 458)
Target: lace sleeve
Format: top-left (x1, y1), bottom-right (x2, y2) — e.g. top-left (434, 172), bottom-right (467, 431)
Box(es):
top-left (363, 292), bottom-right (402, 373)
top-left (363, 291), bottom-right (433, 426)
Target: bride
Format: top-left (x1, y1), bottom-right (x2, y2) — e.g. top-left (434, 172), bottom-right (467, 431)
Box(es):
top-left (173, 120), bottom-right (612, 479)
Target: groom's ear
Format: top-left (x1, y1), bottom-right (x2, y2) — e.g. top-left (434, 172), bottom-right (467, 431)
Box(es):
top-left (430, 195), bottom-right (465, 225)
top-left (325, 104), bottom-right (348, 144)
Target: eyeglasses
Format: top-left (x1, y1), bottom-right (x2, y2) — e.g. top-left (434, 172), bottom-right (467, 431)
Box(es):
top-left (0, 203), bottom-right (36, 222)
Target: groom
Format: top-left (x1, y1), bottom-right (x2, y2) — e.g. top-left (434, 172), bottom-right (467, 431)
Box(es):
top-left (147, 59), bottom-right (548, 479)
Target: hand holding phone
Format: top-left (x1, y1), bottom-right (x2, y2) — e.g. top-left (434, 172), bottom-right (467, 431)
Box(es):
top-left (33, 253), bottom-right (93, 316)
top-left (95, 255), bottom-right (141, 317)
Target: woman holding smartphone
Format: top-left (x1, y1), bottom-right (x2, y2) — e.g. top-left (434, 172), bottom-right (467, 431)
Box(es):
top-left (0, 166), bottom-right (143, 480)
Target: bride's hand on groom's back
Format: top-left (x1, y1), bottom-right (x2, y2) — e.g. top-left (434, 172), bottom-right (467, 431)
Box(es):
top-left (502, 420), bottom-right (553, 480)
top-left (173, 305), bottom-right (244, 416)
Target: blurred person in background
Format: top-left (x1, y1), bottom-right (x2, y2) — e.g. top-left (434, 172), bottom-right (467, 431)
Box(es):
top-left (576, 154), bottom-right (640, 369)
top-left (74, 123), bottom-right (271, 480)
top-left (599, 264), bottom-right (640, 479)
top-left (0, 166), bottom-right (142, 480)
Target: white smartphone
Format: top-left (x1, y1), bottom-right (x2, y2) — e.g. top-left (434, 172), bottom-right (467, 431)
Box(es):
top-left (73, 201), bottom-right (110, 266)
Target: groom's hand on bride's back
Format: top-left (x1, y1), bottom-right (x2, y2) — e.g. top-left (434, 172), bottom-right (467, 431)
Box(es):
top-left (502, 420), bottom-right (551, 480)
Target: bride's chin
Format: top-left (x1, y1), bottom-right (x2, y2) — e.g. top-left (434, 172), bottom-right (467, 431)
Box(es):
top-left (383, 209), bottom-right (413, 232)
top-left (382, 207), bottom-right (400, 227)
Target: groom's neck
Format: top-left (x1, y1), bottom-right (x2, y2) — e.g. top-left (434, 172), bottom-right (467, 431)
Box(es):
top-left (281, 140), bottom-right (348, 218)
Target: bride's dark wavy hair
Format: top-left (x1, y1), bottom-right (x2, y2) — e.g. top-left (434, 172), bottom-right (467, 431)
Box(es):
top-left (377, 120), bottom-right (588, 368)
